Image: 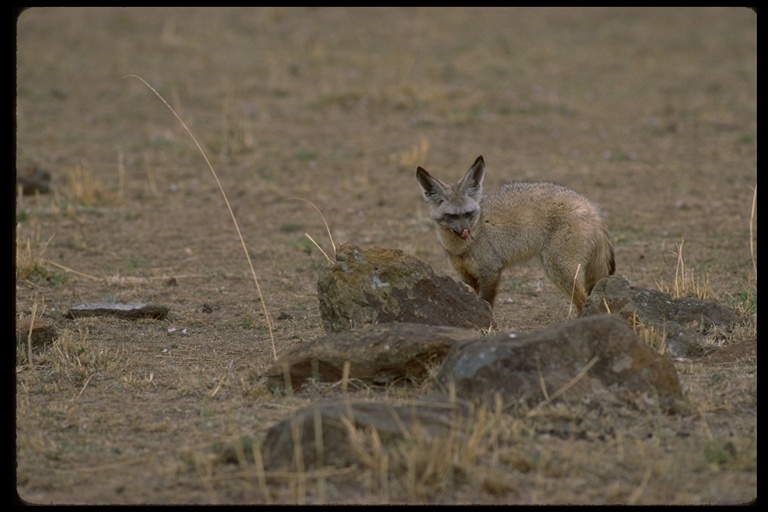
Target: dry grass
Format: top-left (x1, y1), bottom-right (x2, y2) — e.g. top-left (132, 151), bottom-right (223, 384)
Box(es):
top-left (393, 136), bottom-right (431, 171)
top-left (656, 239), bottom-right (713, 301)
top-left (15, 224), bottom-right (55, 282)
top-left (62, 162), bottom-right (114, 207)
top-left (15, 162), bottom-right (117, 282)
top-left (341, 399), bottom-right (509, 502)
top-left (633, 319), bottom-right (669, 355)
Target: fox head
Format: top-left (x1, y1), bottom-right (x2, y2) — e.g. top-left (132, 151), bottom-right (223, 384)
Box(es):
top-left (416, 156), bottom-right (485, 240)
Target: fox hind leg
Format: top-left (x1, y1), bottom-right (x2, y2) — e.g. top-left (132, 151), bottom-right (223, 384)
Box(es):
top-left (541, 252), bottom-right (589, 312)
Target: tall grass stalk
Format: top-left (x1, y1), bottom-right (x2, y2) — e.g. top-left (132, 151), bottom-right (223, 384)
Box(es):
top-left (125, 74), bottom-right (277, 360)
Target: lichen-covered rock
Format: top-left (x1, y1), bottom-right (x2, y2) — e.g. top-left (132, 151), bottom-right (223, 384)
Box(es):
top-left (317, 243), bottom-right (493, 333)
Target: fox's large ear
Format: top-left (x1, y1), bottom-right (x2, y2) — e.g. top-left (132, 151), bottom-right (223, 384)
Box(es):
top-left (461, 156), bottom-right (484, 199)
top-left (416, 167), bottom-right (445, 204)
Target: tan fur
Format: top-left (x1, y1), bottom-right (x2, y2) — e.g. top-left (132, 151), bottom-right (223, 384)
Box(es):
top-left (416, 155), bottom-right (615, 312)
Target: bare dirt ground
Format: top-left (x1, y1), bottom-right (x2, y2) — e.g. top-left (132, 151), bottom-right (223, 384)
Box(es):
top-left (15, 7), bottom-right (756, 504)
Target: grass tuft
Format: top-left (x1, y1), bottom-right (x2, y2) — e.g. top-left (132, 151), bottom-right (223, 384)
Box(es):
top-left (656, 239), bottom-right (713, 300)
top-left (15, 224), bottom-right (64, 284)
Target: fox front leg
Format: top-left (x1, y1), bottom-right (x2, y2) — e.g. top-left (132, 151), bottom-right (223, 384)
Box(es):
top-left (476, 272), bottom-right (501, 307)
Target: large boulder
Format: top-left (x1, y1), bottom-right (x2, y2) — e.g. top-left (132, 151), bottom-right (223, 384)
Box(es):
top-left (437, 314), bottom-right (686, 413)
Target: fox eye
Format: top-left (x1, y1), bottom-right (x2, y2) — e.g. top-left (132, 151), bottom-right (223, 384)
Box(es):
top-left (446, 212), bottom-right (475, 221)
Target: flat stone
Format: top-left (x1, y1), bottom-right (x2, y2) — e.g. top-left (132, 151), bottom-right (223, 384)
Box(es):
top-left (66, 302), bottom-right (169, 320)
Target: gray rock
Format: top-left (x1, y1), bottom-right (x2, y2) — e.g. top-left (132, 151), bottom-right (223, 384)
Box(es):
top-left (582, 275), bottom-right (739, 356)
top-left (66, 302), bottom-right (169, 320)
top-left (317, 244), bottom-right (493, 333)
top-left (265, 321), bottom-right (480, 391)
top-left (261, 399), bottom-right (474, 471)
top-left (437, 314), bottom-right (686, 413)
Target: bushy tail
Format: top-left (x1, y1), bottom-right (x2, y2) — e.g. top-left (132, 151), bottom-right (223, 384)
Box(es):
top-left (585, 227), bottom-right (615, 293)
